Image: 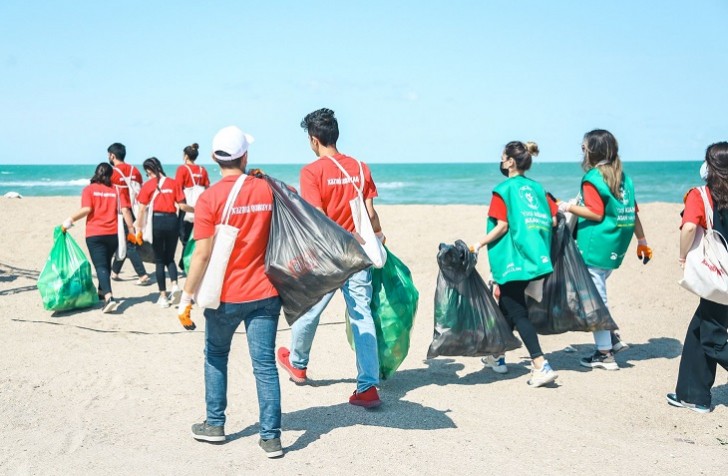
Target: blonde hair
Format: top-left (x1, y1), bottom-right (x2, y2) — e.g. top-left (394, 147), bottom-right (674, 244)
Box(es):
top-left (582, 129), bottom-right (623, 199)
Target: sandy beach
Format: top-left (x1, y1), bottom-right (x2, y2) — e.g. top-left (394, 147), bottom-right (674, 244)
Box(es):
top-left (1, 197), bottom-right (727, 475)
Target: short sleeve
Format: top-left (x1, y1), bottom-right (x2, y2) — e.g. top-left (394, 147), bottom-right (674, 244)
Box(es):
top-left (682, 188), bottom-right (707, 228)
top-left (81, 186), bottom-right (93, 208)
top-left (546, 194), bottom-right (558, 217)
top-left (581, 182), bottom-right (605, 217)
top-left (300, 166), bottom-right (323, 208)
top-left (488, 193), bottom-right (508, 222)
top-left (119, 188), bottom-right (131, 209)
top-left (193, 192), bottom-right (216, 240)
top-left (362, 164), bottom-right (378, 200)
top-left (137, 180), bottom-right (154, 205)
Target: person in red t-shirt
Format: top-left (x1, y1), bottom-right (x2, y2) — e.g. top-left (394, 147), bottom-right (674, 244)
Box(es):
top-left (276, 108), bottom-right (384, 409)
top-left (669, 142), bottom-right (728, 414)
top-left (177, 126), bottom-right (283, 457)
top-left (107, 142), bottom-right (152, 286)
top-left (174, 142), bottom-right (210, 272)
top-left (62, 163), bottom-right (127, 313)
top-left (135, 157), bottom-right (193, 309)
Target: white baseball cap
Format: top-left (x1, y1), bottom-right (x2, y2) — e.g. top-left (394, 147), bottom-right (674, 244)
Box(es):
top-left (211, 126), bottom-right (255, 161)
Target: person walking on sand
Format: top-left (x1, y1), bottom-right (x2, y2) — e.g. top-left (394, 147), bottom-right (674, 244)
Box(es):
top-left (558, 129), bottom-right (652, 371)
top-left (135, 157), bottom-right (193, 308)
top-left (174, 142), bottom-right (210, 273)
top-left (276, 107), bottom-right (385, 408)
top-left (61, 163), bottom-right (127, 313)
top-left (176, 126), bottom-right (284, 458)
top-left (471, 141), bottom-right (559, 387)
top-left (668, 141), bottom-right (728, 414)
top-left (107, 143), bottom-right (152, 286)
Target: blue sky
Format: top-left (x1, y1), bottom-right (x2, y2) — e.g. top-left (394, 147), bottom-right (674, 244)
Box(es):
top-left (1, 1), bottom-right (726, 165)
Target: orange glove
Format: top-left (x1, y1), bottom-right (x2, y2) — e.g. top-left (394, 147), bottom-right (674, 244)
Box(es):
top-left (248, 168), bottom-right (265, 178)
top-left (636, 239), bottom-right (652, 264)
top-left (135, 231), bottom-right (144, 246)
top-left (126, 233), bottom-right (137, 244)
top-left (178, 304), bottom-right (196, 331)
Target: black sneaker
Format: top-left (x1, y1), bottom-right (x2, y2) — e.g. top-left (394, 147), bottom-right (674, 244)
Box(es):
top-left (666, 393), bottom-right (711, 414)
top-left (611, 332), bottom-right (629, 353)
top-left (580, 351), bottom-right (619, 370)
top-left (259, 437), bottom-right (284, 458)
top-left (191, 421), bottom-right (225, 442)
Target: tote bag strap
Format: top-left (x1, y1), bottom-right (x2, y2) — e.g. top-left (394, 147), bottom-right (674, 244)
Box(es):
top-left (698, 186), bottom-right (715, 231)
top-left (220, 174), bottom-right (248, 225)
top-left (184, 164), bottom-right (198, 187)
top-left (327, 156), bottom-right (364, 196)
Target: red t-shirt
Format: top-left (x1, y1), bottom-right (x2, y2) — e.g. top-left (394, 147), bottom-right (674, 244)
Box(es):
top-left (488, 193), bottom-right (558, 221)
top-left (81, 183), bottom-right (129, 237)
top-left (175, 163), bottom-right (210, 190)
top-left (300, 154), bottom-right (378, 232)
top-left (193, 174), bottom-right (278, 303)
top-left (111, 162), bottom-right (143, 205)
top-left (581, 182), bottom-right (639, 217)
top-left (137, 176), bottom-right (185, 213)
top-left (682, 187), bottom-right (714, 229)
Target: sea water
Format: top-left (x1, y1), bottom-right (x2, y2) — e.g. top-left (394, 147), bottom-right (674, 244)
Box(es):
top-left (0, 162), bottom-right (702, 204)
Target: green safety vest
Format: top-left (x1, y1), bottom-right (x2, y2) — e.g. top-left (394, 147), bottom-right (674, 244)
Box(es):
top-left (487, 176), bottom-right (553, 284)
top-left (576, 168), bottom-right (636, 269)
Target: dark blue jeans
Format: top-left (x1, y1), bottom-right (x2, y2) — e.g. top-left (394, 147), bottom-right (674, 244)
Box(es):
top-left (203, 297), bottom-right (282, 440)
top-left (86, 234), bottom-right (118, 296)
top-left (111, 218), bottom-right (148, 277)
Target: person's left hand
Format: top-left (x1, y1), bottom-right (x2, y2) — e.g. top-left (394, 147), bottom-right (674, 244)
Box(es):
top-left (557, 201), bottom-right (571, 214)
top-left (637, 239), bottom-right (652, 264)
top-left (61, 217), bottom-right (73, 232)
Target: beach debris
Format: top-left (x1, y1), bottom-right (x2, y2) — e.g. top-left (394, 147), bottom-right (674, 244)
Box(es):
top-left (3, 191), bottom-right (22, 199)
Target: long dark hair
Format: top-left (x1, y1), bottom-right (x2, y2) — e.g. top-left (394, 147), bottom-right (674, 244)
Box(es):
top-left (504, 140), bottom-right (539, 172)
top-left (581, 129), bottom-right (624, 200)
top-left (90, 162), bottom-right (113, 187)
top-left (706, 142), bottom-right (728, 210)
top-left (143, 157), bottom-right (166, 178)
top-left (184, 143), bottom-right (199, 161)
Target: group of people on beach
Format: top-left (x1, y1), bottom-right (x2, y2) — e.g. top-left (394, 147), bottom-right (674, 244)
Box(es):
top-left (61, 107), bottom-right (728, 458)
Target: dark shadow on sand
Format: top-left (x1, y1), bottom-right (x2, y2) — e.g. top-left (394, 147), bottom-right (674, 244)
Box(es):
top-left (547, 337), bottom-right (683, 372)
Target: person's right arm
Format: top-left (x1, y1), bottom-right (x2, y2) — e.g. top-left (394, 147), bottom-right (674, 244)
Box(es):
top-left (561, 182), bottom-right (604, 221)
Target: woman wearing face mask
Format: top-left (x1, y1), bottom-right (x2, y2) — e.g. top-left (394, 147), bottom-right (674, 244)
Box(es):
top-left (471, 141), bottom-right (559, 387)
top-left (558, 129), bottom-right (652, 370)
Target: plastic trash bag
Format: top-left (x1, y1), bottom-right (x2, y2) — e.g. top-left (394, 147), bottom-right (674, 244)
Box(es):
top-left (136, 241), bottom-right (156, 264)
top-left (264, 176), bottom-right (373, 326)
top-left (182, 236), bottom-right (195, 272)
top-left (37, 226), bottom-right (98, 312)
top-left (526, 214), bottom-right (618, 334)
top-left (345, 246), bottom-right (419, 379)
top-left (427, 240), bottom-right (522, 358)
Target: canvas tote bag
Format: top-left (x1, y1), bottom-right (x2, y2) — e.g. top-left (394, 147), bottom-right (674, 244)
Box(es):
top-left (183, 165), bottom-right (205, 223)
top-left (115, 191), bottom-right (127, 260)
top-left (679, 186), bottom-right (728, 305)
top-left (142, 177), bottom-right (164, 244)
top-left (195, 174), bottom-right (247, 309)
top-left (114, 166), bottom-right (142, 216)
top-left (327, 156), bottom-right (387, 268)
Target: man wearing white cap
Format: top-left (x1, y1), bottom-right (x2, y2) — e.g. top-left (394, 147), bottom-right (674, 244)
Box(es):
top-left (277, 108), bottom-right (384, 408)
top-left (177, 126), bottom-right (284, 458)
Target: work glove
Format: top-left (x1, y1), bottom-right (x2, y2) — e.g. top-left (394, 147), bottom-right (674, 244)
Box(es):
top-left (177, 292), bottom-right (196, 330)
top-left (469, 243), bottom-right (481, 254)
top-left (375, 231), bottom-right (386, 245)
top-left (127, 233), bottom-right (138, 244)
top-left (557, 201), bottom-right (571, 214)
top-left (136, 231), bottom-right (144, 245)
top-left (636, 239), bottom-right (652, 264)
top-left (61, 217), bottom-right (73, 233)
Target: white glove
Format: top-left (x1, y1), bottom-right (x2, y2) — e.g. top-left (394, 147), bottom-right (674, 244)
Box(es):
top-left (557, 201), bottom-right (571, 214)
top-left (470, 242), bottom-right (482, 254)
top-left (179, 291), bottom-right (193, 310)
top-left (62, 217), bottom-right (73, 230)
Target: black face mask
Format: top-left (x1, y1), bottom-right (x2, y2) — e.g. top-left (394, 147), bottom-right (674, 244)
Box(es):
top-left (500, 161), bottom-right (509, 177)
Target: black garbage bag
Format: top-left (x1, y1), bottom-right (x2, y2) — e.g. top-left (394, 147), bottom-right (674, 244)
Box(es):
top-left (136, 242), bottom-right (156, 264)
top-left (427, 240), bottom-right (522, 358)
top-left (264, 176), bottom-right (373, 326)
top-left (527, 213), bottom-right (618, 334)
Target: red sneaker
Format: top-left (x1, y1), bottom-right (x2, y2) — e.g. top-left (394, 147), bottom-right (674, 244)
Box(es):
top-left (276, 347), bottom-right (307, 383)
top-left (349, 386), bottom-right (382, 408)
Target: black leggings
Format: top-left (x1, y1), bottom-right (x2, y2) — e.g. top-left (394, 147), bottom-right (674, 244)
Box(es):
top-left (498, 280), bottom-right (543, 359)
top-left (152, 213), bottom-right (179, 292)
top-left (675, 298), bottom-right (728, 407)
top-left (178, 212), bottom-right (193, 271)
top-left (86, 234), bottom-right (118, 297)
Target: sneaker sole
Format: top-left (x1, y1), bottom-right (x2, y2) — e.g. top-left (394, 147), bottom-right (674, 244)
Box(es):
top-left (276, 351), bottom-right (307, 384)
top-left (191, 432), bottom-right (225, 442)
top-left (102, 301), bottom-right (119, 314)
top-left (487, 366), bottom-right (508, 374)
top-left (350, 399), bottom-right (382, 409)
top-left (263, 449), bottom-right (284, 458)
top-left (666, 395), bottom-right (711, 413)
top-left (528, 373), bottom-right (558, 388)
top-left (580, 361), bottom-right (619, 371)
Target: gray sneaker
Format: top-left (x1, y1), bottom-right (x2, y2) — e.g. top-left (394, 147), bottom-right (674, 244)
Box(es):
top-left (580, 351), bottom-right (619, 370)
top-left (191, 421), bottom-right (225, 442)
top-left (259, 437), bottom-right (284, 458)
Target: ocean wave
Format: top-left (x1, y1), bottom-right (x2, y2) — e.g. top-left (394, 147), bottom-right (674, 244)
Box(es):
top-left (377, 181), bottom-right (408, 189)
top-left (0, 178), bottom-right (89, 187)
top-left (0, 171), bottom-right (11, 175)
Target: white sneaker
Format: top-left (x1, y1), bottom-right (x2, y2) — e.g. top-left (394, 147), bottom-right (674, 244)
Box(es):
top-left (481, 355), bottom-right (508, 374)
top-left (168, 285), bottom-right (181, 306)
top-left (157, 295), bottom-right (170, 308)
top-left (528, 360), bottom-right (558, 388)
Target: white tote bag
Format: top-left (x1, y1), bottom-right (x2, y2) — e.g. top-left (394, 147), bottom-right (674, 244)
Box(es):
top-left (142, 177), bottom-right (164, 245)
top-left (679, 186), bottom-right (728, 305)
top-left (328, 156), bottom-right (387, 268)
top-left (115, 193), bottom-right (127, 260)
top-left (183, 165), bottom-right (205, 223)
top-left (195, 174), bottom-right (247, 309)
top-left (114, 166), bottom-right (142, 217)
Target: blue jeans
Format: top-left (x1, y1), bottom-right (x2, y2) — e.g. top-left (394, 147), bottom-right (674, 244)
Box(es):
top-left (203, 297), bottom-right (282, 440)
top-left (290, 268), bottom-right (380, 393)
top-left (588, 266), bottom-right (614, 351)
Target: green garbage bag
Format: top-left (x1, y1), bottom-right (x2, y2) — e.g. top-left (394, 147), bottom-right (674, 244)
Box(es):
top-left (37, 226), bottom-right (98, 312)
top-left (346, 247), bottom-right (419, 379)
top-left (182, 236), bottom-right (196, 272)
